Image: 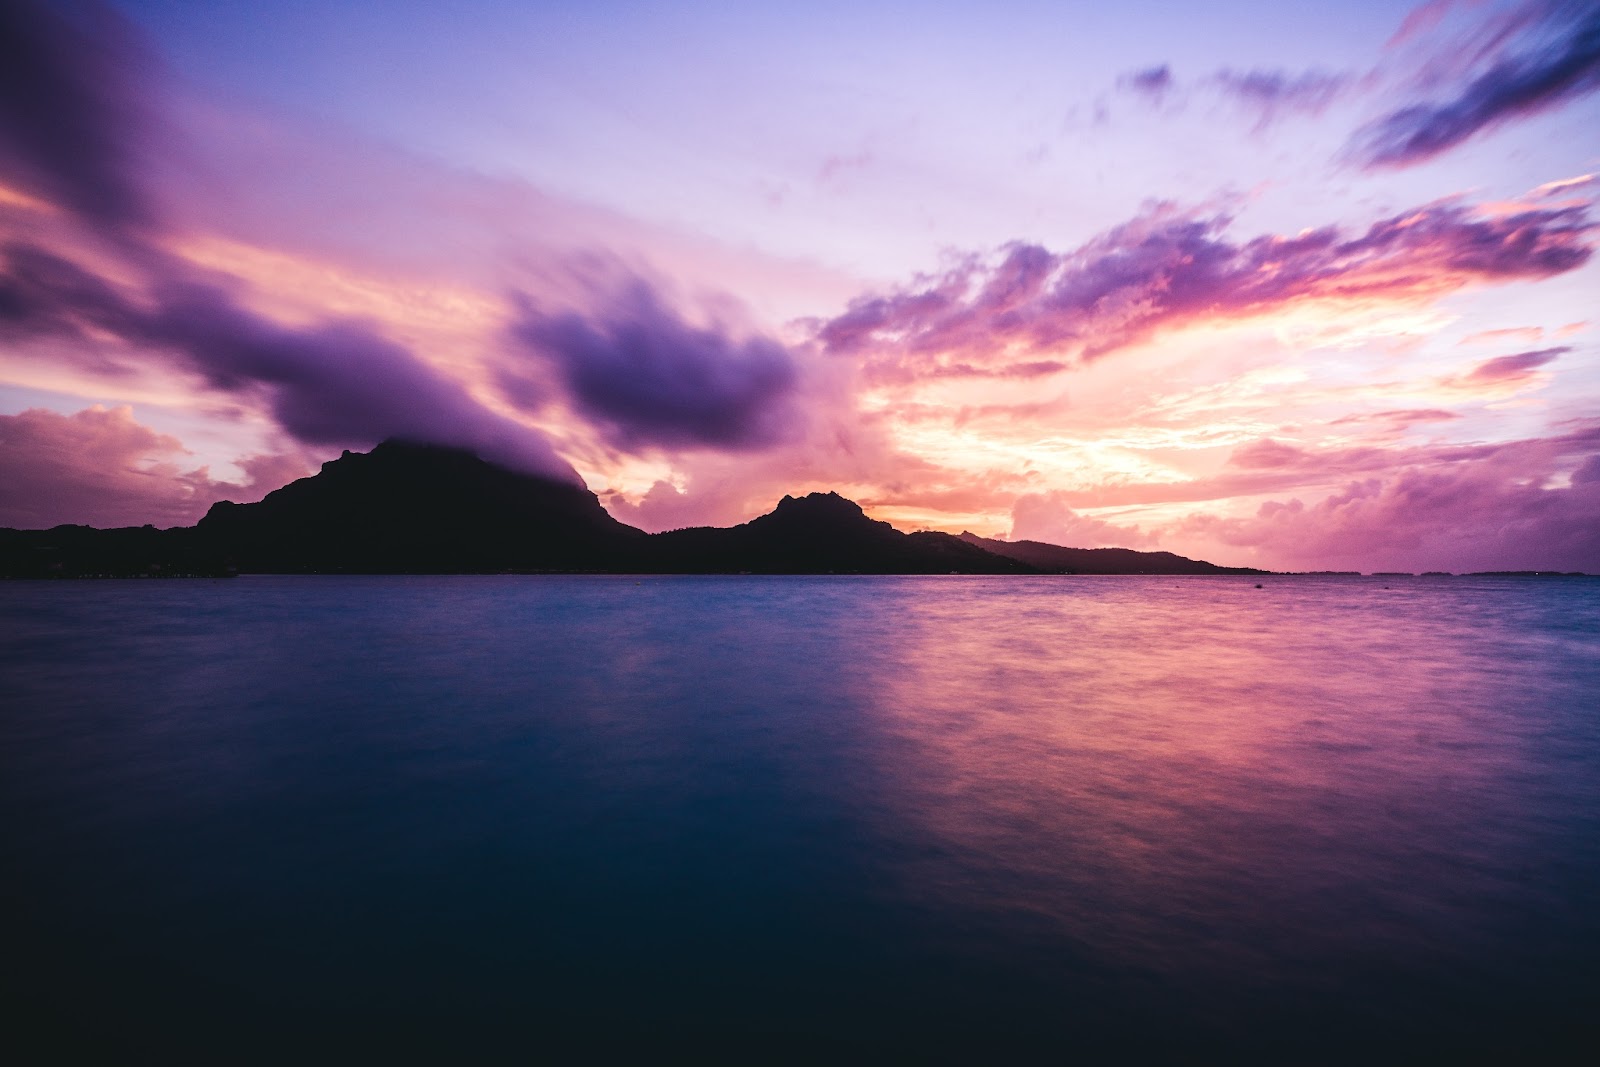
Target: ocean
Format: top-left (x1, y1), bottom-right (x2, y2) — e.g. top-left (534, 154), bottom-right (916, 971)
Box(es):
top-left (3, 575), bottom-right (1597, 1062)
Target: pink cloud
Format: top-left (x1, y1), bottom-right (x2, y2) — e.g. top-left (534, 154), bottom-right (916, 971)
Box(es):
top-left (1010, 492), bottom-right (1154, 549)
top-left (0, 405), bottom-right (308, 529)
top-left (1228, 438), bottom-right (1308, 469)
top-left (599, 479), bottom-right (730, 533)
top-left (1330, 408), bottom-right (1462, 426)
top-left (816, 197), bottom-right (1592, 381)
top-left (1173, 429), bottom-right (1600, 572)
top-left (1459, 325), bottom-right (1545, 344)
top-left (1386, 0), bottom-right (1460, 50)
top-left (0, 241), bottom-right (580, 481)
top-left (1442, 345), bottom-right (1567, 389)
top-left (1027, 424), bottom-right (1600, 511)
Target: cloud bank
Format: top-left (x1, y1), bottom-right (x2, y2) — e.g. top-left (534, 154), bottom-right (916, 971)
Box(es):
top-left (0, 0), bottom-right (156, 230)
top-left (817, 198), bottom-right (1592, 380)
top-left (506, 281), bottom-right (801, 453)
top-left (0, 405), bottom-right (307, 528)
top-left (0, 241), bottom-right (580, 480)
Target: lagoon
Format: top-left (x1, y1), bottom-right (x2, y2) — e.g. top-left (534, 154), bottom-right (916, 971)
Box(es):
top-left (3, 575), bottom-right (1597, 1062)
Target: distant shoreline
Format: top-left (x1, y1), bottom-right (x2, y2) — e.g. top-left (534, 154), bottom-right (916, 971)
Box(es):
top-left (3, 569), bottom-right (1590, 581)
top-left (3, 442), bottom-right (1590, 579)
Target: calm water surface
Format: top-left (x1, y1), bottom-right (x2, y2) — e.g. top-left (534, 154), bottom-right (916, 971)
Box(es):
top-left (3, 576), bottom-right (1598, 1062)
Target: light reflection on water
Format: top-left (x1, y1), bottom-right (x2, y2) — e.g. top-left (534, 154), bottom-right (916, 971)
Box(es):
top-left (2, 575), bottom-right (1597, 1061)
top-left (863, 580), bottom-right (1600, 1037)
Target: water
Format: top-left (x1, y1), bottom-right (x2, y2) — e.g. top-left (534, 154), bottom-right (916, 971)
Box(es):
top-left (3, 575), bottom-right (1597, 1062)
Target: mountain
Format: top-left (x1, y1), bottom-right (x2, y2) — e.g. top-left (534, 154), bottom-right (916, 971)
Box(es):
top-left (197, 439), bottom-right (645, 572)
top-left (648, 492), bottom-right (1033, 574)
top-left (0, 523), bottom-right (227, 579)
top-left (957, 532), bottom-right (1267, 575)
top-left (1, 440), bottom-right (1258, 576)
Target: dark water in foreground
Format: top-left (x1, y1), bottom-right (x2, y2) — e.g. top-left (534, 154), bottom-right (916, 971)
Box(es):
top-left (3, 575), bottom-right (1598, 1063)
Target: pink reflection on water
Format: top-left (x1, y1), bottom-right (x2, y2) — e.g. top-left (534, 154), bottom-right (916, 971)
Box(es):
top-left (855, 577), bottom-right (1570, 988)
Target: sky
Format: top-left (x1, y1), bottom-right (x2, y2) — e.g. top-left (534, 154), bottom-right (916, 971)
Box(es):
top-left (1, 0), bottom-right (1597, 572)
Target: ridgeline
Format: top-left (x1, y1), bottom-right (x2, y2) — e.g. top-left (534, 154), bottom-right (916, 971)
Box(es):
top-left (2, 440), bottom-right (1261, 577)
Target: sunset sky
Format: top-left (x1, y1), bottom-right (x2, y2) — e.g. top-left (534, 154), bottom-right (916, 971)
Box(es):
top-left (2, 0), bottom-right (1597, 571)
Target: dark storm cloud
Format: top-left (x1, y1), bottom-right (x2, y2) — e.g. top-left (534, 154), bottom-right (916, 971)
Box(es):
top-left (0, 242), bottom-right (578, 480)
top-left (816, 199), bottom-right (1594, 378)
top-left (507, 282), bottom-right (801, 452)
top-left (0, 0), bottom-right (155, 228)
top-left (1350, 1), bottom-right (1600, 168)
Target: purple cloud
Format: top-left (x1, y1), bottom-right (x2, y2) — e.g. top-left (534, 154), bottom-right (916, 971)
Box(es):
top-left (1461, 345), bottom-right (1568, 382)
top-left (1117, 62), bottom-right (1353, 127)
top-left (0, 0), bottom-right (157, 229)
top-left (1120, 64), bottom-right (1174, 101)
top-left (1350, 2), bottom-right (1600, 168)
top-left (1213, 68), bottom-right (1352, 125)
top-left (816, 198), bottom-right (1593, 378)
top-left (0, 241), bottom-right (143, 346)
top-left (508, 282), bottom-right (801, 453)
top-left (0, 242), bottom-right (578, 481)
top-left (1178, 446), bottom-right (1600, 572)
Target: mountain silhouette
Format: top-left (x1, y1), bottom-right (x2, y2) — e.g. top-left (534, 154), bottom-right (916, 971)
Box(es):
top-left (957, 532), bottom-right (1266, 575)
top-left (648, 492), bottom-right (1032, 573)
top-left (198, 440), bottom-right (644, 573)
top-left (2, 440), bottom-right (1258, 576)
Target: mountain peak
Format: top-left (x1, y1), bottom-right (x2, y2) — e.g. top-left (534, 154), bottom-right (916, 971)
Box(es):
top-left (197, 438), bottom-right (643, 572)
top-left (771, 491), bottom-right (865, 518)
top-left (3, 444), bottom-right (1256, 575)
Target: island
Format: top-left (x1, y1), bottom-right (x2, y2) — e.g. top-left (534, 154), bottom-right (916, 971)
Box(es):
top-left (0, 439), bottom-right (1267, 577)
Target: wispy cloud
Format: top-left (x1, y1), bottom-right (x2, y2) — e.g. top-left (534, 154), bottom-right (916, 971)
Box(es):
top-left (1442, 344), bottom-right (1568, 388)
top-left (816, 196), bottom-right (1593, 380)
top-left (1119, 64), bottom-right (1175, 102)
top-left (1330, 408), bottom-right (1462, 426)
top-left (1349, 0), bottom-right (1600, 168)
top-left (1010, 491), bottom-right (1154, 548)
top-left (1114, 62), bottom-right (1355, 128)
top-left (1212, 68), bottom-right (1354, 126)
top-left (1460, 325), bottom-right (1546, 344)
